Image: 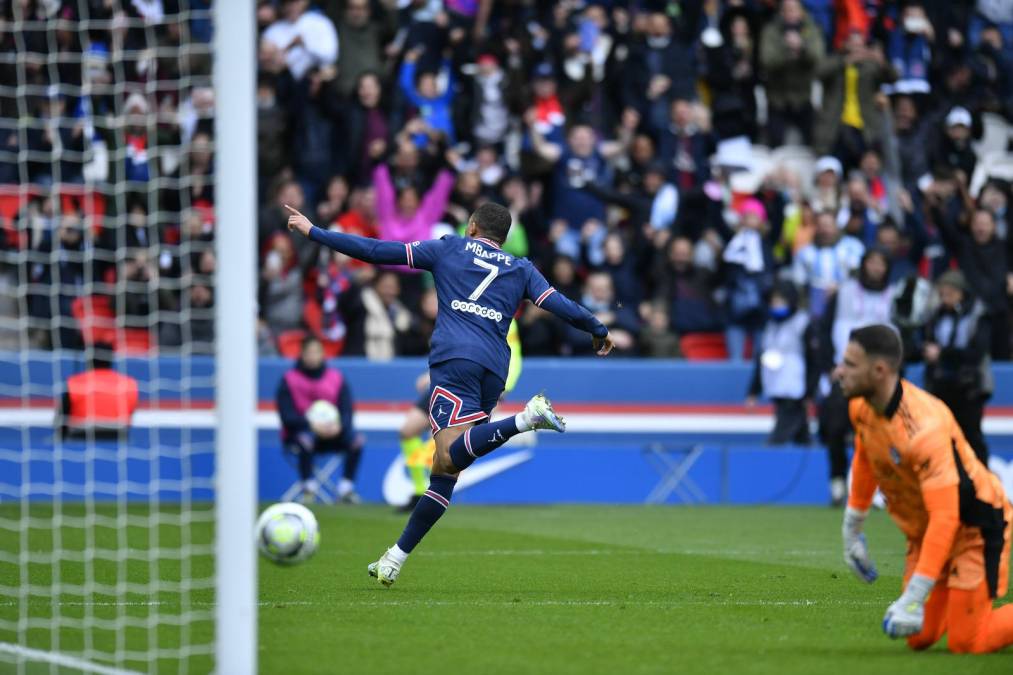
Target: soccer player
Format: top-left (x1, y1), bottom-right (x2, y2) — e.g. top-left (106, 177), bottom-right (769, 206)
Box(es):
top-left (286, 202), bottom-right (613, 587)
top-left (835, 324), bottom-right (1013, 653)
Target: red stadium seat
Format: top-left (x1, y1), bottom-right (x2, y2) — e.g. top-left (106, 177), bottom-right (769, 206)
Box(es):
top-left (679, 333), bottom-right (729, 361)
top-left (0, 191), bottom-right (25, 225)
top-left (0, 187), bottom-right (29, 248)
top-left (277, 330), bottom-right (307, 359)
top-left (118, 329), bottom-right (152, 355)
top-left (72, 295), bottom-right (155, 353)
top-left (321, 340), bottom-right (344, 358)
top-left (0, 185), bottom-right (108, 245)
top-left (72, 295), bottom-right (117, 346)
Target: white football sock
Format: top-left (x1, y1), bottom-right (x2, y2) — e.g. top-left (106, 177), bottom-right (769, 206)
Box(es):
top-left (388, 544), bottom-right (408, 564)
top-left (514, 412), bottom-right (533, 433)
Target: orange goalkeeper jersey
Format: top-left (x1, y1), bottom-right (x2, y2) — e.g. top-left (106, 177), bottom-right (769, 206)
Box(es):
top-left (848, 380), bottom-right (1010, 596)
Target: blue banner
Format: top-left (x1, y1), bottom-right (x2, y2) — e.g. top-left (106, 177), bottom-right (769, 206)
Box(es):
top-left (6, 426), bottom-right (1013, 506)
top-left (8, 353), bottom-right (1013, 404)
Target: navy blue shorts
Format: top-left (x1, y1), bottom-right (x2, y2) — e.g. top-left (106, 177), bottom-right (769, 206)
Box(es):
top-left (427, 359), bottom-right (504, 435)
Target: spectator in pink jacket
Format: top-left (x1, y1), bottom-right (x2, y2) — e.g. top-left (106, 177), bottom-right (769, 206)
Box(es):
top-left (372, 163), bottom-right (455, 245)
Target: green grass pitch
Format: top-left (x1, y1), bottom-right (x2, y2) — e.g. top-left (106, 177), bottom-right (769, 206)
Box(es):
top-left (2, 505), bottom-right (1011, 674)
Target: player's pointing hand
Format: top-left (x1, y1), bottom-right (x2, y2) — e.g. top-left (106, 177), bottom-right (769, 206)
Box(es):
top-left (593, 333), bottom-right (614, 357)
top-left (284, 204), bottom-right (313, 237)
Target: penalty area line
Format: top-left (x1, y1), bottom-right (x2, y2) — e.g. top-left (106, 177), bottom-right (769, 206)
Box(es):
top-left (0, 642), bottom-right (144, 675)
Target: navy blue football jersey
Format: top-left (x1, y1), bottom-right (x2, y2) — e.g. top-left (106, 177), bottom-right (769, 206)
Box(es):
top-left (308, 226), bottom-right (608, 380)
top-left (407, 235), bottom-right (552, 380)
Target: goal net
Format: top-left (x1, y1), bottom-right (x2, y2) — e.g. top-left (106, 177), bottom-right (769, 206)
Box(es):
top-left (0, 1), bottom-right (249, 672)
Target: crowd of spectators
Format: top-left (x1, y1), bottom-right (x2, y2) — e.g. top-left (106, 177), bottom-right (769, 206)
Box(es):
top-left (3, 0), bottom-right (1013, 368)
top-left (0, 0), bottom-right (215, 351)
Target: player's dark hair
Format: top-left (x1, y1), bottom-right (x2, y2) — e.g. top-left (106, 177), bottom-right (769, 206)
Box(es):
top-left (849, 324), bottom-right (902, 371)
top-left (471, 202), bottom-right (512, 244)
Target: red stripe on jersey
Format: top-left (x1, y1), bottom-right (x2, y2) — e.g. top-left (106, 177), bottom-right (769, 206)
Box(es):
top-left (428, 386), bottom-right (488, 431)
top-left (535, 288), bottom-right (556, 306)
top-left (404, 243), bottom-right (414, 268)
top-left (475, 237), bottom-right (502, 250)
top-left (449, 410), bottom-right (488, 426)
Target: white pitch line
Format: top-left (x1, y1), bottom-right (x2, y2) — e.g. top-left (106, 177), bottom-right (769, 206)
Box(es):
top-left (0, 600), bottom-right (190, 608)
top-left (414, 548), bottom-right (629, 557)
top-left (0, 600), bottom-right (172, 608)
top-left (0, 642), bottom-right (144, 675)
top-left (4, 407), bottom-right (1013, 434)
top-left (1, 408), bottom-right (774, 432)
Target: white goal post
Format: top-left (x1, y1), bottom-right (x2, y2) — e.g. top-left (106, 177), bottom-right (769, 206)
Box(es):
top-left (212, 0), bottom-right (257, 672)
top-left (0, 1), bottom-right (258, 672)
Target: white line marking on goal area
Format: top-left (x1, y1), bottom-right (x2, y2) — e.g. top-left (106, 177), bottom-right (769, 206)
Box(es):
top-left (0, 642), bottom-right (144, 675)
top-left (416, 548), bottom-right (628, 556)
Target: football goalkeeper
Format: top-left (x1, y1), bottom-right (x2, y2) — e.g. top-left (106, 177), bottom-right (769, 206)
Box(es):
top-left (836, 324), bottom-right (1012, 653)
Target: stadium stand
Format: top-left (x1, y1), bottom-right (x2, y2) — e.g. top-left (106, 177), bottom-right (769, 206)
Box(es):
top-left (2, 0), bottom-right (1013, 365)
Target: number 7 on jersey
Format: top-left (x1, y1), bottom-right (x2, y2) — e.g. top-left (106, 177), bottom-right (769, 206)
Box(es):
top-left (468, 258), bottom-right (499, 301)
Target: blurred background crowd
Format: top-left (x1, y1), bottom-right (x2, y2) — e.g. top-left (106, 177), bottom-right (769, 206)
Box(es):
top-left (2, 0), bottom-right (1013, 376)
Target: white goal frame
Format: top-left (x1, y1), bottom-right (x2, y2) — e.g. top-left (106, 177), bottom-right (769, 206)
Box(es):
top-left (213, 1), bottom-right (257, 673)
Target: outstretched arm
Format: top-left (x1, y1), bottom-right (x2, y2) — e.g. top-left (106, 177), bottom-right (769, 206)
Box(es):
top-left (286, 205), bottom-right (410, 266)
top-left (527, 267), bottom-right (613, 355)
top-left (399, 57), bottom-right (424, 107)
top-left (542, 292), bottom-right (614, 356)
top-left (372, 164), bottom-right (397, 228)
top-left (526, 109), bottom-right (563, 163)
top-left (598, 108), bottom-right (640, 160)
top-left (415, 169), bottom-right (456, 230)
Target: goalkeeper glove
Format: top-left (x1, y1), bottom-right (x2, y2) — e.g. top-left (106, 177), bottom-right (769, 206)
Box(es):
top-left (842, 507), bottom-right (878, 583)
top-left (883, 574), bottom-right (934, 638)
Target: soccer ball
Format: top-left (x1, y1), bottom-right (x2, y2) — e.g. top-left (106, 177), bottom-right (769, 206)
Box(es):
top-left (256, 502), bottom-right (320, 564)
top-left (306, 399), bottom-right (341, 432)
